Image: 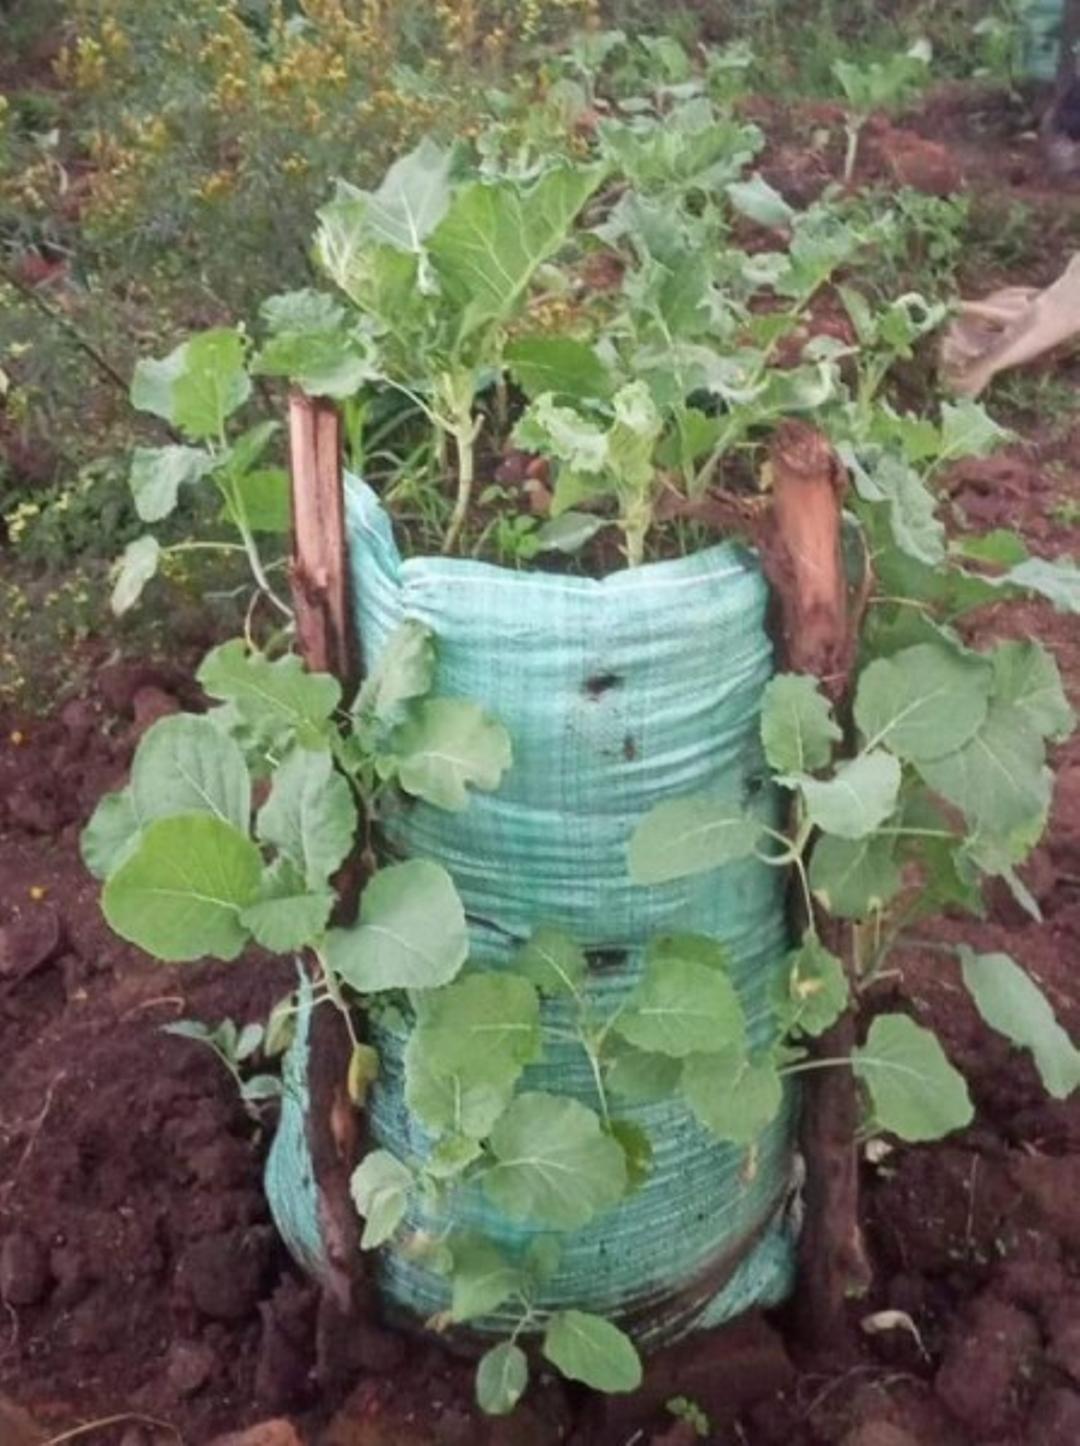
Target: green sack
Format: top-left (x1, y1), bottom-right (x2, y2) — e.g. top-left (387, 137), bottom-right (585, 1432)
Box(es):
top-left (266, 476), bottom-right (798, 1346)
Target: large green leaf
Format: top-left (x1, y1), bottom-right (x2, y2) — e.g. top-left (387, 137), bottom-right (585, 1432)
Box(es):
top-left (349, 1149), bottom-right (413, 1249)
top-left (512, 925), bottom-right (587, 999)
top-left (240, 857), bottom-right (334, 952)
top-left (389, 698), bottom-right (513, 811)
top-left (429, 164), bottom-right (606, 339)
top-left (854, 643), bottom-right (992, 762)
top-left (170, 329), bottom-right (252, 441)
top-left (760, 673), bottom-right (840, 774)
top-left (542, 1311), bottom-right (642, 1393)
top-left (449, 1235), bottom-right (523, 1323)
top-left (80, 787), bottom-right (142, 881)
top-left (129, 445), bottom-right (213, 523)
top-left (132, 714), bottom-right (251, 831)
top-left (404, 1028), bottom-right (514, 1139)
top-left (363, 137), bottom-right (453, 253)
top-left (809, 832), bottom-right (901, 919)
top-left (414, 972), bottom-right (541, 1082)
top-left (682, 1048), bottom-right (783, 1144)
top-left (917, 699), bottom-right (1051, 839)
top-left (130, 341), bottom-right (188, 424)
top-left (102, 813), bottom-right (261, 962)
top-left (261, 288), bottom-right (346, 334)
top-left (476, 1343), bottom-right (528, 1416)
top-left (484, 1092), bottom-right (626, 1229)
top-left (939, 398), bottom-right (1009, 462)
top-left (325, 859), bottom-right (467, 992)
top-left (772, 931), bottom-right (850, 1038)
top-left (959, 947), bottom-right (1080, 1099)
top-left (253, 329), bottom-right (373, 400)
top-left (628, 793), bottom-right (762, 885)
top-left (853, 1014), bottom-right (973, 1142)
top-left (505, 336), bottom-right (614, 401)
top-left (604, 1038), bottom-right (682, 1102)
top-left (795, 750), bottom-right (901, 840)
top-left (229, 467), bottom-right (291, 534)
top-left (991, 641), bottom-right (1075, 742)
top-left (994, 556), bottom-right (1080, 613)
top-left (198, 640), bottom-right (341, 750)
top-left (256, 747), bottom-right (357, 889)
top-left (615, 941), bottom-right (746, 1058)
top-left (726, 173), bottom-right (794, 228)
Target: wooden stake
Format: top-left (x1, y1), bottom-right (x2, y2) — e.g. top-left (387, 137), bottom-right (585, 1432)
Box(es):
top-left (286, 391), bottom-right (389, 1386)
top-left (757, 422), bottom-right (872, 1355)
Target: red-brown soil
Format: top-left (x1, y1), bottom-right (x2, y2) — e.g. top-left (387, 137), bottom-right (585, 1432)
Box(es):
top-left (3, 82), bottom-right (1080, 1446)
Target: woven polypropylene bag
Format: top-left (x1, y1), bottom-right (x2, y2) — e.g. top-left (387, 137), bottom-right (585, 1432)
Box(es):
top-left (266, 477), bottom-right (798, 1346)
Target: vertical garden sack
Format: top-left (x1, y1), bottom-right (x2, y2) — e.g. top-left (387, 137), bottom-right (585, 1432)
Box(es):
top-left (266, 476), bottom-right (798, 1346)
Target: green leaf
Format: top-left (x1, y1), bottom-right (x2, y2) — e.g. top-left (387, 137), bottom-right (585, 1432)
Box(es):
top-left (229, 467), bottom-right (291, 533)
top-left (615, 937), bottom-right (746, 1059)
top-left (253, 329), bottom-right (373, 400)
top-left (628, 793), bottom-right (762, 885)
top-left (853, 1014), bottom-right (973, 1142)
top-left (795, 750), bottom-right (901, 840)
top-left (542, 1311), bottom-right (642, 1393)
top-left (170, 329), bottom-right (252, 441)
top-left (682, 1048), bottom-right (783, 1144)
top-left (349, 1149), bottom-right (413, 1249)
top-left (352, 618), bottom-right (435, 729)
top-left (809, 832), bottom-right (901, 919)
top-left (389, 698), bottom-right (513, 811)
top-left (995, 556), bottom-right (1080, 614)
top-left (476, 1343), bottom-right (528, 1416)
top-left (916, 699), bottom-right (1051, 839)
top-left (414, 972), bottom-right (541, 1082)
top-left (261, 288), bottom-right (346, 334)
top-left (404, 1028), bottom-right (514, 1139)
top-left (240, 875), bottom-right (334, 953)
top-left (772, 932), bottom-right (849, 1038)
top-left (512, 925), bottom-right (587, 999)
top-left (324, 859), bottom-right (467, 992)
top-left (726, 173), bottom-right (794, 228)
top-left (198, 640), bottom-right (341, 750)
top-left (429, 164), bottom-right (606, 338)
top-left (111, 535), bottom-right (160, 615)
top-left (760, 674), bottom-right (841, 774)
top-left (608, 1119), bottom-right (652, 1191)
top-left (365, 136), bottom-right (453, 252)
top-left (854, 643), bottom-right (992, 762)
top-left (131, 714), bottom-right (251, 831)
top-left (505, 336), bottom-right (614, 401)
top-left (102, 813), bottom-right (261, 962)
top-left (256, 747), bottom-right (357, 889)
top-left (604, 1039), bottom-right (682, 1102)
top-left (958, 947), bottom-right (1080, 1099)
top-left (425, 1134), bottom-right (482, 1179)
top-left (991, 641), bottom-right (1075, 741)
top-left (939, 398), bottom-right (1009, 461)
top-left (130, 341), bottom-right (188, 425)
top-left (129, 445), bottom-right (213, 523)
top-left (484, 1092), bottom-right (627, 1229)
top-left (533, 512), bottom-right (606, 554)
top-left (449, 1235), bottom-right (522, 1322)
top-left (80, 787), bottom-right (142, 881)
top-left (513, 395), bottom-right (609, 475)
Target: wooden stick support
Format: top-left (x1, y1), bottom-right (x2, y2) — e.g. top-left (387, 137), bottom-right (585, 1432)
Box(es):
top-left (757, 421), bottom-right (872, 1354)
top-left (287, 391), bottom-right (391, 1384)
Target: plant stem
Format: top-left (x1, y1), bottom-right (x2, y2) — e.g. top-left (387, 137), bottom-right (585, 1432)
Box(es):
top-left (316, 947), bottom-right (360, 1051)
top-left (442, 411), bottom-right (481, 555)
top-left (843, 117), bottom-right (863, 185)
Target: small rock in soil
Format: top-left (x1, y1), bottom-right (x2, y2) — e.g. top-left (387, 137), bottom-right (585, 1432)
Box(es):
top-left (0, 1232), bottom-right (49, 1307)
top-left (254, 1282), bottom-right (315, 1411)
top-left (935, 1293), bottom-right (1039, 1434)
top-left (178, 1226), bottom-right (271, 1321)
top-left (842, 1422), bottom-right (921, 1446)
top-left (131, 685), bottom-right (180, 739)
top-left (1029, 1387), bottom-right (1080, 1446)
top-left (165, 1337), bottom-right (216, 1398)
top-left (0, 905), bottom-right (62, 981)
top-left (0, 1395), bottom-right (44, 1446)
top-left (205, 1422), bottom-right (303, 1446)
top-left (1011, 1154), bottom-right (1080, 1253)
top-left (48, 1244), bottom-right (90, 1308)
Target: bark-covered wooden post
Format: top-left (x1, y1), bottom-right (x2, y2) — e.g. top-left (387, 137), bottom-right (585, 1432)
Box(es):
top-left (286, 392), bottom-right (389, 1384)
top-left (757, 421), bottom-right (872, 1354)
